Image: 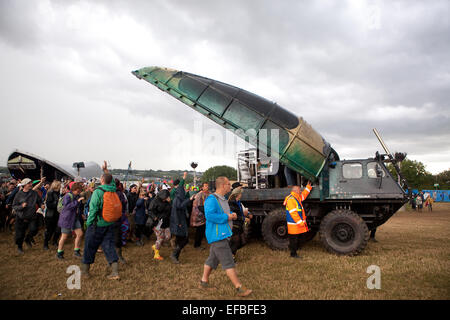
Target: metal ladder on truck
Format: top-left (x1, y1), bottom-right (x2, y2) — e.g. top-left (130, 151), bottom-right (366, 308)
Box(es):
top-left (236, 149), bottom-right (270, 189)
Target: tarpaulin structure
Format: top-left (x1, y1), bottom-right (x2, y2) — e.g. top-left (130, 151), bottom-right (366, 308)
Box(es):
top-left (7, 149), bottom-right (102, 181)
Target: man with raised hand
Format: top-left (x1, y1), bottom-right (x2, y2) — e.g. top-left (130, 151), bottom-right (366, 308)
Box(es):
top-left (284, 182), bottom-right (312, 259)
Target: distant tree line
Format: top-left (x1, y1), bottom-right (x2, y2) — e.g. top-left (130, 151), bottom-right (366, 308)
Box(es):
top-left (110, 169), bottom-right (199, 184)
top-left (201, 165), bottom-right (237, 182)
top-left (387, 158), bottom-right (450, 190)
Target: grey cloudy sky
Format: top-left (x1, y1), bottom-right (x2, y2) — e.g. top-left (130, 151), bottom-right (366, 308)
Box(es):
top-left (0, 0), bottom-right (449, 174)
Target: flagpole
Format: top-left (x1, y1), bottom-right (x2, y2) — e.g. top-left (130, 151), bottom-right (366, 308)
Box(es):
top-left (125, 161), bottom-right (132, 186)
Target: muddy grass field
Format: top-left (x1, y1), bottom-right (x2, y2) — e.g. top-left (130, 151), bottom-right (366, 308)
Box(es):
top-left (0, 204), bottom-right (449, 300)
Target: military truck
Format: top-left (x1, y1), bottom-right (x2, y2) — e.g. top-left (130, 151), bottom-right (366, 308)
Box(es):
top-left (132, 66), bottom-right (410, 256)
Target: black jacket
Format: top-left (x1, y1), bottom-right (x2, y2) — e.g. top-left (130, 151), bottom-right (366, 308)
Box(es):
top-left (149, 195), bottom-right (172, 229)
top-left (170, 185), bottom-right (191, 237)
top-left (229, 200), bottom-right (245, 231)
top-left (127, 192), bottom-right (139, 214)
top-left (45, 190), bottom-right (60, 218)
top-left (12, 189), bottom-right (41, 220)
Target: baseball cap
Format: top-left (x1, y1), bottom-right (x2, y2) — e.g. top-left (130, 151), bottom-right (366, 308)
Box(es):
top-left (21, 178), bottom-right (32, 186)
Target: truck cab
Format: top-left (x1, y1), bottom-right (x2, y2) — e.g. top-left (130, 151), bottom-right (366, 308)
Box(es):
top-left (238, 149), bottom-right (408, 255)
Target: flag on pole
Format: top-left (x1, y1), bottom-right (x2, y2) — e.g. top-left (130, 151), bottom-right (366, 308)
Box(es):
top-left (125, 161), bottom-right (132, 184)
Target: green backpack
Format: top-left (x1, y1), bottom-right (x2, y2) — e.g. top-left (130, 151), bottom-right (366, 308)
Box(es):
top-left (57, 193), bottom-right (73, 213)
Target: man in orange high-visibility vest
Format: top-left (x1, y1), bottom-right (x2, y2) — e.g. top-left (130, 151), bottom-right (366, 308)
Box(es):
top-left (283, 182), bottom-right (312, 259)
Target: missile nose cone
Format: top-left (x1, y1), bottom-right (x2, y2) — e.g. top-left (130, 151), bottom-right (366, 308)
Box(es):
top-left (131, 70), bottom-right (142, 79)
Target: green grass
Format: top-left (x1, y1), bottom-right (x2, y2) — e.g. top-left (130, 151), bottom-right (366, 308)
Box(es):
top-left (0, 204), bottom-right (449, 300)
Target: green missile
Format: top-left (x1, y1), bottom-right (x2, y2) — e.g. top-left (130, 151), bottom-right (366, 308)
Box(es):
top-left (132, 66), bottom-right (338, 181)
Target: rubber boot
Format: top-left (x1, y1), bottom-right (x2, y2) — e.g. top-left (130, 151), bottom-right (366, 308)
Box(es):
top-left (116, 247), bottom-right (126, 264)
top-left (81, 263), bottom-right (91, 278)
top-left (107, 262), bottom-right (120, 280)
top-left (56, 250), bottom-right (64, 260)
top-left (74, 249), bottom-right (82, 258)
top-left (152, 245), bottom-right (163, 261)
top-left (43, 233), bottom-right (50, 251)
top-left (170, 247), bottom-right (180, 264)
top-left (170, 237), bottom-right (176, 248)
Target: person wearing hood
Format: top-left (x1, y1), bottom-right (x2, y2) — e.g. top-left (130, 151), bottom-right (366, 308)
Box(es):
top-left (149, 189), bottom-right (172, 260)
top-left (170, 172), bottom-right (187, 201)
top-left (169, 172), bottom-right (194, 264)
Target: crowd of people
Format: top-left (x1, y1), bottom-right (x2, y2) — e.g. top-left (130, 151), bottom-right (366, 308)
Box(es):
top-left (409, 191), bottom-right (435, 212)
top-left (0, 162), bottom-right (255, 296)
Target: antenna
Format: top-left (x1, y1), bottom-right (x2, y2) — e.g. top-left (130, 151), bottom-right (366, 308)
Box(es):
top-left (373, 128), bottom-right (410, 195)
top-left (373, 128), bottom-right (391, 156)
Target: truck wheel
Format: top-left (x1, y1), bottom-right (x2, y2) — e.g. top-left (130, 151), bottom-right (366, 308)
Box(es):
top-left (261, 209), bottom-right (288, 250)
top-left (319, 209), bottom-right (369, 256)
top-left (262, 209), bottom-right (318, 250)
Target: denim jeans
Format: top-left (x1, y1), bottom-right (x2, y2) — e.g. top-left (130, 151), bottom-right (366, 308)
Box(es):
top-left (82, 224), bottom-right (118, 265)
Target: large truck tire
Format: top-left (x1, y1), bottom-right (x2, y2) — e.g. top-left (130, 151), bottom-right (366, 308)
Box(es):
top-left (261, 209), bottom-right (289, 250)
top-left (319, 209), bottom-right (369, 256)
top-left (261, 209), bottom-right (317, 250)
